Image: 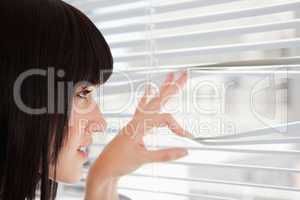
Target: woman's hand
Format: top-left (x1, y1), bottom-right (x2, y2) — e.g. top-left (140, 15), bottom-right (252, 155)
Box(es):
top-left (85, 71), bottom-right (191, 200)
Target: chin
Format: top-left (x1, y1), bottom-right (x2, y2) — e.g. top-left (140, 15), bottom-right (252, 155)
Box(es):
top-left (55, 166), bottom-right (84, 184)
top-left (57, 173), bottom-right (83, 184)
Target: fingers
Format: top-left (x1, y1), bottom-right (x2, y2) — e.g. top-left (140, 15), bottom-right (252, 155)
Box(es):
top-left (163, 72), bottom-right (175, 85)
top-left (145, 148), bottom-right (188, 163)
top-left (147, 70), bottom-right (188, 111)
top-left (136, 83), bottom-right (151, 113)
top-left (131, 71), bottom-right (190, 142)
top-left (175, 70), bottom-right (188, 90)
top-left (157, 113), bottom-right (193, 138)
top-left (161, 70), bottom-right (188, 105)
top-left (131, 112), bottom-right (192, 143)
top-left (163, 70), bottom-right (187, 94)
top-left (161, 70), bottom-right (187, 103)
top-left (159, 72), bottom-right (174, 94)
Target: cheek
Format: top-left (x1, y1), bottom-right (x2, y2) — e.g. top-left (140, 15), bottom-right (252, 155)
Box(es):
top-left (49, 127), bottom-right (85, 183)
top-left (69, 110), bottom-right (89, 137)
top-left (66, 126), bottom-right (82, 147)
top-left (50, 133), bottom-right (84, 183)
top-left (52, 148), bottom-right (83, 183)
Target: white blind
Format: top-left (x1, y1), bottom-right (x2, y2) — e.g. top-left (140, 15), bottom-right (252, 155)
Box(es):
top-left (66, 0), bottom-right (300, 70)
top-left (60, 1), bottom-right (300, 200)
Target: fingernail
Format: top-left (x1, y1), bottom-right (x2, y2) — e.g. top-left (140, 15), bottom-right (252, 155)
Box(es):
top-left (180, 149), bottom-right (188, 156)
top-left (185, 131), bottom-right (193, 138)
top-left (167, 72), bottom-right (174, 79)
top-left (180, 69), bottom-right (187, 74)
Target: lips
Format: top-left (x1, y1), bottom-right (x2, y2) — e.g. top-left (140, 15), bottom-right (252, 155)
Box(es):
top-left (77, 146), bottom-right (88, 154)
top-left (77, 138), bottom-right (93, 158)
top-left (77, 145), bottom-right (89, 159)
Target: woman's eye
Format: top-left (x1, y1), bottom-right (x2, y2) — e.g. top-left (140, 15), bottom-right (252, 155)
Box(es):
top-left (77, 90), bottom-right (90, 99)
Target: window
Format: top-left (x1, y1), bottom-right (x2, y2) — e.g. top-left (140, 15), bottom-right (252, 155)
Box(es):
top-left (59, 0), bottom-right (300, 199)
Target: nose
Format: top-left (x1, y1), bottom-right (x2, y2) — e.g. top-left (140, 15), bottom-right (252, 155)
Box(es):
top-left (85, 101), bottom-right (107, 135)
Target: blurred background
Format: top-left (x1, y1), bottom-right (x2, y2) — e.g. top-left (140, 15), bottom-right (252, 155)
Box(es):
top-left (57, 0), bottom-right (300, 199)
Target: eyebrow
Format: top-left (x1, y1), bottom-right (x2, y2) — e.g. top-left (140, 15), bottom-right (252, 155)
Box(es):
top-left (83, 86), bottom-right (96, 91)
top-left (75, 84), bottom-right (98, 93)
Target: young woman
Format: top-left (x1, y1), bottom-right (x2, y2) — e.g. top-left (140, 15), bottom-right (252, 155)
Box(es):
top-left (0, 0), bottom-right (191, 199)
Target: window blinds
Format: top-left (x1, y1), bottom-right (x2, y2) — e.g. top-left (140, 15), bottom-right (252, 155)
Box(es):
top-left (67, 0), bottom-right (300, 70)
top-left (60, 1), bottom-right (300, 200)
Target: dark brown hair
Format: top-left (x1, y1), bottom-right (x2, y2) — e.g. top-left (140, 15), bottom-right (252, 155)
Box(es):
top-left (0, 0), bottom-right (113, 199)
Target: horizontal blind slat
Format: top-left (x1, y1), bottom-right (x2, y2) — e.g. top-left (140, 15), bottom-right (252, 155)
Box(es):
top-left (128, 174), bottom-right (300, 192)
top-left (71, 0), bottom-right (140, 12)
top-left (108, 19), bottom-right (300, 47)
top-left (91, 0), bottom-right (240, 22)
top-left (114, 38), bottom-right (300, 62)
top-left (169, 161), bottom-right (300, 173)
top-left (119, 187), bottom-right (238, 200)
top-left (92, 143), bottom-right (300, 155)
top-left (195, 138), bottom-right (300, 145)
top-left (110, 58), bottom-right (300, 73)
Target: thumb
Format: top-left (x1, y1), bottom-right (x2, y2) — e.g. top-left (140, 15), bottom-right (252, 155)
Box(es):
top-left (145, 148), bottom-right (188, 163)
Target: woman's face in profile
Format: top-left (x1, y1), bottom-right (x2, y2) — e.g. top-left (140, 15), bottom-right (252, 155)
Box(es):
top-left (49, 85), bottom-right (107, 183)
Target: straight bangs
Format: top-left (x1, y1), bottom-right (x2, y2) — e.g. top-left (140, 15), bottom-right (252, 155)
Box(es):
top-left (47, 1), bottom-right (114, 171)
top-left (48, 2), bottom-right (114, 165)
top-left (61, 2), bottom-right (113, 86)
